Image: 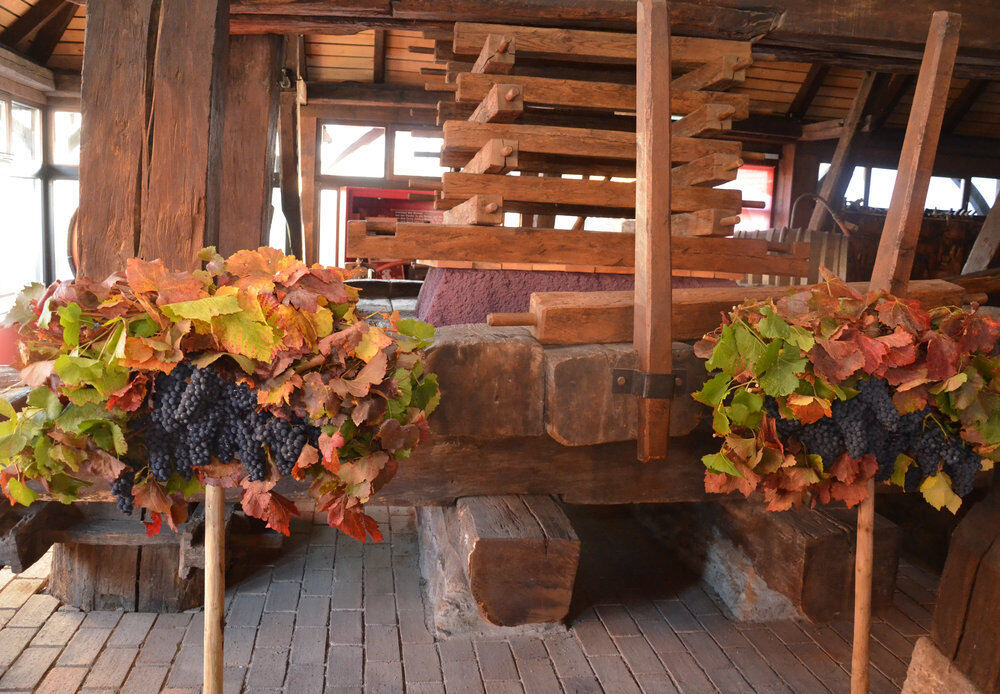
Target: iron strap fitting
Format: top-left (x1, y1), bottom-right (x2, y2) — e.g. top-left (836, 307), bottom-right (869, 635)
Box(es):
top-left (612, 368), bottom-right (687, 400)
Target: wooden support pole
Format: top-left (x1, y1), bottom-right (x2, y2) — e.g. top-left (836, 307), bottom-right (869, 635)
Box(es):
top-left (807, 71), bottom-right (876, 232)
top-left (962, 202), bottom-right (1000, 274)
top-left (634, 0), bottom-right (672, 462)
top-left (203, 484), bottom-right (225, 694)
top-left (863, 12), bottom-right (962, 694)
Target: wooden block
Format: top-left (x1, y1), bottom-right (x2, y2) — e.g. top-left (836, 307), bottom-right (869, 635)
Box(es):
top-left (672, 154), bottom-right (742, 188)
top-left (671, 209), bottom-right (741, 236)
top-left (443, 195), bottom-right (504, 226)
top-left (514, 279), bottom-right (969, 345)
top-left (543, 342), bottom-right (706, 446)
top-left (461, 138), bottom-right (518, 174)
top-left (423, 325), bottom-right (545, 439)
top-left (472, 33), bottom-right (515, 74)
top-left (469, 83), bottom-right (523, 123)
top-left (452, 22), bottom-right (753, 70)
top-left (451, 495), bottom-right (579, 625)
top-left (347, 221), bottom-right (809, 277)
top-left (442, 121), bottom-right (740, 167)
top-left (438, 172), bottom-right (744, 214)
top-left (672, 103), bottom-right (736, 139)
top-left (456, 72), bottom-right (750, 119)
top-left (671, 55), bottom-right (748, 92)
top-left (0, 503), bottom-right (82, 573)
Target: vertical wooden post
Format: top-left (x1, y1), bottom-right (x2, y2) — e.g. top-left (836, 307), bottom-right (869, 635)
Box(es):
top-left (279, 35), bottom-right (305, 259)
top-left (298, 110), bottom-right (319, 265)
top-left (861, 11), bottom-right (961, 694)
top-left (961, 200), bottom-right (1000, 274)
top-left (633, 0), bottom-right (673, 462)
top-left (203, 484), bottom-right (225, 694)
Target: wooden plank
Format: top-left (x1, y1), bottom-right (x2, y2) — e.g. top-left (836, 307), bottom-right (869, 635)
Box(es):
top-left (278, 37), bottom-right (304, 258)
top-left (671, 55), bottom-right (747, 92)
top-left (634, 0), bottom-right (673, 461)
top-left (452, 22), bottom-right (753, 70)
top-left (806, 71), bottom-right (877, 232)
top-left (138, 0), bottom-right (230, 271)
top-left (863, 73), bottom-right (914, 132)
top-left (442, 194), bottom-right (503, 225)
top-left (471, 32), bottom-right (515, 74)
top-left (372, 27), bottom-right (385, 82)
top-left (441, 121), bottom-right (741, 167)
top-left (438, 172), bottom-right (743, 214)
top-left (26, 1), bottom-right (75, 63)
top-left (961, 202), bottom-right (1000, 274)
top-left (347, 221), bottom-right (810, 277)
top-left (77, 0), bottom-right (155, 279)
top-left (0, 0), bottom-right (63, 47)
top-left (941, 78), bottom-right (987, 134)
top-left (870, 12), bottom-right (961, 296)
top-left (455, 71), bottom-right (750, 118)
top-left (461, 138), bottom-right (517, 174)
top-left (498, 279), bottom-right (968, 345)
top-left (469, 82), bottom-right (523, 123)
top-left (451, 495), bottom-right (579, 625)
top-left (219, 35), bottom-right (281, 257)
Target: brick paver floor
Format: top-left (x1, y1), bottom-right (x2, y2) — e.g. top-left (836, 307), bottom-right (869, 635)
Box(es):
top-left (0, 504), bottom-right (935, 693)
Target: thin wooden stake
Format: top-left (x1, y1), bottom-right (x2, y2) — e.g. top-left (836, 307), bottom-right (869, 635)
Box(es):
top-left (203, 484), bottom-right (226, 694)
top-left (851, 479), bottom-right (875, 694)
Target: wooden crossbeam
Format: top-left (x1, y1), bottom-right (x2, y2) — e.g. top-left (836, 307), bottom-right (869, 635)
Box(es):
top-left (0, 0), bottom-right (64, 47)
top-left (469, 83), bottom-right (523, 123)
top-left (672, 153), bottom-right (742, 187)
top-left (452, 22), bottom-right (753, 70)
top-left (472, 33), bottom-right (515, 74)
top-left (787, 63), bottom-right (828, 119)
top-left (442, 194), bottom-right (504, 225)
top-left (27, 1), bottom-right (75, 63)
top-left (372, 29), bottom-right (386, 83)
top-left (438, 172), bottom-right (744, 213)
top-left (941, 79), bottom-right (987, 134)
top-left (864, 73), bottom-right (914, 132)
top-left (442, 121), bottom-right (741, 167)
top-left (962, 202), bottom-right (1000, 274)
top-left (486, 280), bottom-right (969, 345)
top-left (455, 72), bottom-right (750, 119)
top-left (347, 221), bottom-right (809, 276)
top-left (461, 138), bottom-right (518, 174)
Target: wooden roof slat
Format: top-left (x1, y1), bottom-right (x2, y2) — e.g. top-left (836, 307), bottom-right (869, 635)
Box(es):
top-left (942, 79), bottom-right (989, 133)
top-left (787, 63), bottom-right (829, 118)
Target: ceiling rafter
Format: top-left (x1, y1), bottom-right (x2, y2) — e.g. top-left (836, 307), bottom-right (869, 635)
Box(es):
top-left (0, 0), bottom-right (65, 49)
top-left (863, 73), bottom-right (914, 132)
top-left (787, 63), bottom-right (828, 119)
top-left (27, 1), bottom-right (77, 64)
top-left (941, 79), bottom-right (989, 134)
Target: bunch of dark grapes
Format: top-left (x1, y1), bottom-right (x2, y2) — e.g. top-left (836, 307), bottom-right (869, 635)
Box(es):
top-left (111, 466), bottom-right (136, 515)
top-left (762, 376), bottom-right (983, 496)
top-left (133, 361), bottom-right (323, 506)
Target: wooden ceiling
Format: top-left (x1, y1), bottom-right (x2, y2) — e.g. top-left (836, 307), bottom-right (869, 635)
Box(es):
top-left (0, 0), bottom-right (997, 139)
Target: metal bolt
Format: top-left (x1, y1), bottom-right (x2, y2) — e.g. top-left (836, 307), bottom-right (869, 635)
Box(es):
top-left (616, 376), bottom-right (627, 386)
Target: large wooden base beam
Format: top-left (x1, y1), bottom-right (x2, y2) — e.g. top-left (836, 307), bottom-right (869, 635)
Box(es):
top-left (450, 495), bottom-right (579, 626)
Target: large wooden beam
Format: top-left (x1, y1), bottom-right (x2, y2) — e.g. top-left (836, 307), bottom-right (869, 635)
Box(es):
top-left (870, 12), bottom-right (962, 296)
top-left (26, 1), bottom-right (76, 63)
top-left (941, 79), bottom-right (987, 134)
top-left (139, 0), bottom-right (230, 270)
top-left (77, 0), bottom-right (157, 279)
top-left (863, 73), bottom-right (914, 133)
top-left (634, 0), bottom-right (673, 461)
top-left (961, 202), bottom-right (1000, 274)
top-left (298, 109), bottom-right (319, 264)
top-left (278, 35), bottom-right (305, 258)
top-left (219, 35), bottom-right (281, 257)
top-left (807, 71), bottom-right (877, 232)
top-left (0, 0), bottom-right (64, 48)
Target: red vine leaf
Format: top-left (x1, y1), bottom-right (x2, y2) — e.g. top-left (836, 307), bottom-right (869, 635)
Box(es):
top-left (143, 513), bottom-right (163, 537)
top-left (85, 448), bottom-right (128, 481)
top-left (810, 338), bottom-right (865, 382)
top-left (197, 461), bottom-right (243, 488)
top-left (106, 373), bottom-right (149, 412)
top-left (926, 333), bottom-right (959, 381)
top-left (291, 443), bottom-right (319, 481)
top-left (133, 478), bottom-right (172, 515)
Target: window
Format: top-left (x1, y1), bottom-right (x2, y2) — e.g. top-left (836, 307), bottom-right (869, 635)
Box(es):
top-left (867, 168), bottom-right (898, 209)
top-left (318, 189), bottom-right (340, 266)
top-left (52, 111), bottom-right (82, 166)
top-left (393, 130), bottom-right (446, 178)
top-left (51, 179), bottom-right (79, 281)
top-left (818, 163), bottom-right (866, 204)
top-left (719, 165), bottom-right (774, 232)
top-left (924, 176), bottom-right (964, 212)
top-left (320, 124), bottom-right (385, 177)
top-left (970, 177), bottom-right (999, 214)
top-left (10, 103), bottom-right (40, 166)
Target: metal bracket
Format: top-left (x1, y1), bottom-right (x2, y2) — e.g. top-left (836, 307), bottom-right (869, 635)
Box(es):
top-left (612, 368), bottom-right (687, 400)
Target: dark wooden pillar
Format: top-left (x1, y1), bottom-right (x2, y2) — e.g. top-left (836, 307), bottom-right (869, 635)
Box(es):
top-left (218, 35), bottom-right (281, 256)
top-left (138, 0), bottom-right (230, 270)
top-left (76, 0), bottom-right (157, 279)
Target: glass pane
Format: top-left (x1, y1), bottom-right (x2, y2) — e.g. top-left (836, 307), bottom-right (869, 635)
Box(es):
top-left (10, 103), bottom-right (40, 165)
top-left (320, 124), bottom-right (385, 177)
top-left (868, 168), bottom-right (898, 209)
top-left (0, 177), bottom-right (43, 315)
top-left (718, 165), bottom-right (774, 232)
top-left (393, 130), bottom-right (446, 177)
top-left (53, 111), bottom-right (82, 165)
top-left (844, 166), bottom-right (866, 204)
top-left (0, 101), bottom-right (8, 155)
top-left (268, 187), bottom-right (288, 252)
top-left (52, 179), bottom-right (79, 280)
top-left (319, 189), bottom-right (340, 266)
top-left (924, 176), bottom-right (964, 212)
top-left (971, 177), bottom-right (999, 212)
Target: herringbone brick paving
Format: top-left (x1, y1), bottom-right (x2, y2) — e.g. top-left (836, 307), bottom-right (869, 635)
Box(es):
top-left (0, 505), bottom-right (935, 693)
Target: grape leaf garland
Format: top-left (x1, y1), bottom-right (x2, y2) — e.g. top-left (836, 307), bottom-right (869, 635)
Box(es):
top-left (693, 271), bottom-right (999, 512)
top-left (0, 247), bottom-right (439, 542)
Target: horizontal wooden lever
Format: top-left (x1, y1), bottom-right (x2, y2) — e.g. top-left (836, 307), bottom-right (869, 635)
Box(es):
top-left (487, 312), bottom-right (536, 327)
